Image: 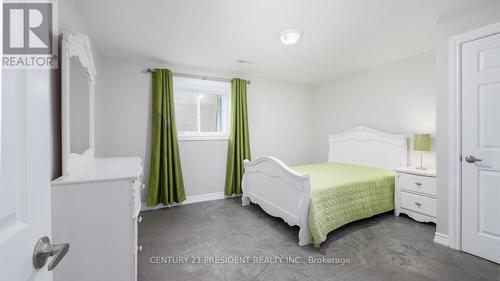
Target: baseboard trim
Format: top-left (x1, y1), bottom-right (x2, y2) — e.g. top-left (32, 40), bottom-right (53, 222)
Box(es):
top-left (185, 192), bottom-right (227, 204)
top-left (141, 192), bottom-right (229, 211)
top-left (433, 232), bottom-right (450, 247)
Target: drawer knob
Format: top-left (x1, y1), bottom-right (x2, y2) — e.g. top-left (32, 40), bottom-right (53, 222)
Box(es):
top-left (414, 182), bottom-right (422, 187)
top-left (414, 202), bottom-right (422, 207)
top-left (138, 216), bottom-right (143, 223)
top-left (138, 245), bottom-right (143, 252)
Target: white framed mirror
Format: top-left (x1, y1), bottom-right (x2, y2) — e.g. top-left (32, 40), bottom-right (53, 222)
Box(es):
top-left (61, 32), bottom-right (97, 175)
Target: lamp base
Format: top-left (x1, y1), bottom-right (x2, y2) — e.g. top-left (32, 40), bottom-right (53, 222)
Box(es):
top-left (415, 152), bottom-right (427, 170)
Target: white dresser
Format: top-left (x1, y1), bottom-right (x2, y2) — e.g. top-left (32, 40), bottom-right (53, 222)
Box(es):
top-left (395, 167), bottom-right (437, 223)
top-left (51, 157), bottom-right (143, 281)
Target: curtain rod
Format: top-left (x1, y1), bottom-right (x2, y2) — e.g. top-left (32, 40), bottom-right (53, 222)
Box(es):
top-left (146, 68), bottom-right (251, 84)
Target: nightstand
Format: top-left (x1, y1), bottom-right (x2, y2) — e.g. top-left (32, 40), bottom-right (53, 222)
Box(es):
top-left (395, 167), bottom-right (436, 223)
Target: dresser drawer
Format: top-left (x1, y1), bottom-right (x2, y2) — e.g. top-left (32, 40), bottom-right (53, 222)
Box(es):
top-left (131, 216), bottom-right (138, 281)
top-left (132, 178), bottom-right (142, 218)
top-left (132, 216), bottom-right (139, 252)
top-left (399, 173), bottom-right (436, 196)
top-left (400, 191), bottom-right (436, 217)
top-left (131, 251), bottom-right (137, 281)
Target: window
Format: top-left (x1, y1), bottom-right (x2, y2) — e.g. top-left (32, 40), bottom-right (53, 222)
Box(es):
top-left (173, 76), bottom-right (231, 140)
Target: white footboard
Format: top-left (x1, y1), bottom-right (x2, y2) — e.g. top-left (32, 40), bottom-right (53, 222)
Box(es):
top-left (241, 157), bottom-right (311, 246)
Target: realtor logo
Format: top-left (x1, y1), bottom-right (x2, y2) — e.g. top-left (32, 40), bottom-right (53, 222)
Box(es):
top-left (2, 1), bottom-right (58, 69)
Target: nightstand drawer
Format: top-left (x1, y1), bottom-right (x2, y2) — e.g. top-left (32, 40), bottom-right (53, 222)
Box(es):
top-left (400, 192), bottom-right (436, 217)
top-left (399, 173), bottom-right (436, 196)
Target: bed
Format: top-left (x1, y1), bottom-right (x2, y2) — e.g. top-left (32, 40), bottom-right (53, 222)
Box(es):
top-left (241, 126), bottom-right (408, 246)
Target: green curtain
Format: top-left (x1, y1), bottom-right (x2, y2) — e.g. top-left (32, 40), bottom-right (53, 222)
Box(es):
top-left (225, 78), bottom-right (251, 196)
top-left (147, 69), bottom-right (186, 206)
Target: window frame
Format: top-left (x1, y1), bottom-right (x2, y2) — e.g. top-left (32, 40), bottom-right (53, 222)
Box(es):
top-left (173, 76), bottom-right (231, 141)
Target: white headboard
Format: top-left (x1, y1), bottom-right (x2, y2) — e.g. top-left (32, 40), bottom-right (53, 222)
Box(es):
top-left (328, 126), bottom-right (408, 170)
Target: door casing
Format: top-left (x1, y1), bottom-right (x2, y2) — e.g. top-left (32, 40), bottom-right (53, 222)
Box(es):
top-left (446, 21), bottom-right (500, 251)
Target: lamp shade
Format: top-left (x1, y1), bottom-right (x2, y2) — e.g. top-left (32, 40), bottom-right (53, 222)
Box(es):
top-left (413, 134), bottom-right (431, 151)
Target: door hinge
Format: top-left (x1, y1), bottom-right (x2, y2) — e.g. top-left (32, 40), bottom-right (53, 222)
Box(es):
top-left (460, 154), bottom-right (462, 162)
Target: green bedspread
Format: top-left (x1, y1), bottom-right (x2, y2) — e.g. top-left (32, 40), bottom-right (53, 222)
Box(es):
top-left (292, 162), bottom-right (395, 246)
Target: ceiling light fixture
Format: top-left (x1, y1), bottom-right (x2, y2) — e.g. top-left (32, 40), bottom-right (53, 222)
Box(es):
top-left (278, 28), bottom-right (302, 46)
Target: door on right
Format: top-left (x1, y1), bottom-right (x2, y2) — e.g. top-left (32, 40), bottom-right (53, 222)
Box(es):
top-left (461, 32), bottom-right (500, 264)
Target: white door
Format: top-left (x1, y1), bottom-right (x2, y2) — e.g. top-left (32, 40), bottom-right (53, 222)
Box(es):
top-left (462, 32), bottom-right (500, 264)
top-left (0, 70), bottom-right (56, 281)
top-left (0, 6), bottom-right (61, 278)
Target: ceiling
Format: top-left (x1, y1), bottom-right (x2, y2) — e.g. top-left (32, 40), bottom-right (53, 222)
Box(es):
top-left (75, 0), bottom-right (493, 84)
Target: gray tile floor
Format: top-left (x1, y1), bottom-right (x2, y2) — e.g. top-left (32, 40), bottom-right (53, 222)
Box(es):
top-left (138, 198), bottom-right (499, 281)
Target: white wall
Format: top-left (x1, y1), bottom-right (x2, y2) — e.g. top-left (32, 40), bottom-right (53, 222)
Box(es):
top-left (95, 56), bottom-right (315, 201)
top-left (313, 51), bottom-right (436, 168)
top-left (247, 75), bottom-right (316, 165)
top-left (435, 1), bottom-right (500, 238)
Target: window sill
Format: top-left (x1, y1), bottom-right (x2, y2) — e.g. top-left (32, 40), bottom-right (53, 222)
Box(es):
top-left (178, 135), bottom-right (230, 141)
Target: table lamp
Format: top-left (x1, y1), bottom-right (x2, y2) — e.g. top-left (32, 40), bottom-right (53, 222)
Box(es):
top-left (414, 134), bottom-right (431, 170)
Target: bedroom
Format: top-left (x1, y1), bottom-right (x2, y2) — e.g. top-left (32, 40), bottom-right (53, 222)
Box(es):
top-left (0, 0), bottom-right (499, 281)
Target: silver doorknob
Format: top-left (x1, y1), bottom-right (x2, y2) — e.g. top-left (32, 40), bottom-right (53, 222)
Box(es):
top-left (465, 155), bottom-right (482, 163)
top-left (33, 236), bottom-right (69, 271)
